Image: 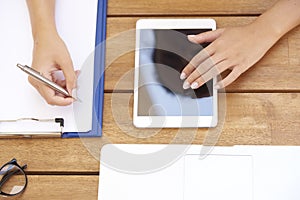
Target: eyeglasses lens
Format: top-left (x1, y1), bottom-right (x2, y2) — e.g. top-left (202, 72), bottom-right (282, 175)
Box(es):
top-left (0, 164), bottom-right (26, 195)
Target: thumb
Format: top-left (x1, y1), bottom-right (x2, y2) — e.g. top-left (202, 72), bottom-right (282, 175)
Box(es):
top-left (188, 28), bottom-right (225, 44)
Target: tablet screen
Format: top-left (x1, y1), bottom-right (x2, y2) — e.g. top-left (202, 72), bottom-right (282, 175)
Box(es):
top-left (137, 29), bottom-right (214, 117)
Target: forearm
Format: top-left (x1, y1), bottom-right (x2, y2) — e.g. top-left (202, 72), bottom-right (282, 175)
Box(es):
top-left (251, 0), bottom-right (300, 42)
top-left (26, 0), bottom-right (57, 41)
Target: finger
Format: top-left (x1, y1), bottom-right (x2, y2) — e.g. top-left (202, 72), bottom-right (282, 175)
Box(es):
top-left (188, 60), bottom-right (232, 89)
top-left (184, 54), bottom-right (224, 88)
top-left (55, 79), bottom-right (66, 88)
top-left (39, 85), bottom-right (74, 106)
top-left (187, 29), bottom-right (225, 44)
top-left (28, 76), bottom-right (73, 106)
top-left (52, 70), bottom-right (80, 89)
top-left (181, 29), bottom-right (224, 80)
top-left (180, 46), bottom-right (214, 80)
top-left (58, 58), bottom-right (77, 94)
top-left (75, 70), bottom-right (81, 77)
top-left (215, 68), bottom-right (241, 89)
top-left (51, 69), bottom-right (80, 98)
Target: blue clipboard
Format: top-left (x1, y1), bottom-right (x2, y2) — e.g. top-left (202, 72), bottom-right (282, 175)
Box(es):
top-left (62, 0), bottom-right (107, 138)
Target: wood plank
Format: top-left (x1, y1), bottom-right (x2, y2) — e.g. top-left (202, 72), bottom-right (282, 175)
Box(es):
top-left (1, 93), bottom-right (299, 172)
top-left (102, 93), bottom-right (300, 146)
top-left (108, 0), bottom-right (277, 16)
top-left (105, 17), bottom-right (300, 92)
top-left (13, 176), bottom-right (98, 200)
top-left (289, 26), bottom-right (300, 66)
top-left (0, 138), bottom-right (99, 173)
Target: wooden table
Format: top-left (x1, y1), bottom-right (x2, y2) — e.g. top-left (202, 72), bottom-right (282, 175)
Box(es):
top-left (1, 0), bottom-right (300, 199)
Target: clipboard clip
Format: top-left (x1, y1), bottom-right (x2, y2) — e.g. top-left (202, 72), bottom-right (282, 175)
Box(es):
top-left (0, 118), bottom-right (64, 137)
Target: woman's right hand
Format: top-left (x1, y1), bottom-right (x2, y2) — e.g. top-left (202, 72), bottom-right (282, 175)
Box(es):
top-left (29, 31), bottom-right (78, 106)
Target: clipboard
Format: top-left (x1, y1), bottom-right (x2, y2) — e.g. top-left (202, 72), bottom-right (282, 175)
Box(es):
top-left (0, 0), bottom-right (107, 138)
top-left (62, 0), bottom-right (107, 138)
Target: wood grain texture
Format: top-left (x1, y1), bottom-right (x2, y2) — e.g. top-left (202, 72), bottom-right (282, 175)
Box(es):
top-left (102, 93), bottom-right (300, 146)
top-left (1, 93), bottom-right (298, 172)
top-left (105, 17), bottom-right (300, 92)
top-left (107, 0), bottom-right (277, 16)
top-left (0, 138), bottom-right (99, 173)
top-left (13, 176), bottom-right (98, 200)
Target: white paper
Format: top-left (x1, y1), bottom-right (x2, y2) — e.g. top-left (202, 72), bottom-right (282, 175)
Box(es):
top-left (99, 157), bottom-right (184, 200)
top-left (0, 0), bottom-right (98, 133)
top-left (99, 144), bottom-right (300, 200)
top-left (184, 155), bottom-right (252, 200)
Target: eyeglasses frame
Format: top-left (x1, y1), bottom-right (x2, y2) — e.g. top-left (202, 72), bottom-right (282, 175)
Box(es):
top-left (0, 158), bottom-right (28, 197)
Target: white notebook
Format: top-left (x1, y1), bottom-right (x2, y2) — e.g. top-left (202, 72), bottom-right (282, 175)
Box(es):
top-left (0, 0), bottom-right (98, 133)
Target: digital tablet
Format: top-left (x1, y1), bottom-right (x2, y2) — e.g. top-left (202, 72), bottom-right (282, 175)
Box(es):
top-left (133, 19), bottom-right (217, 128)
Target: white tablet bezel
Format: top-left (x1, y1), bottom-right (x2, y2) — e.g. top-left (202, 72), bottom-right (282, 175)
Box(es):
top-left (133, 19), bottom-right (217, 128)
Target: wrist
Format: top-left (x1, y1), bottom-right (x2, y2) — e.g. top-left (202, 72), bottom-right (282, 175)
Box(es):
top-left (32, 28), bottom-right (60, 46)
top-left (255, 16), bottom-right (284, 39)
top-left (249, 0), bottom-right (300, 44)
top-left (32, 23), bottom-right (58, 40)
top-left (248, 18), bottom-right (282, 48)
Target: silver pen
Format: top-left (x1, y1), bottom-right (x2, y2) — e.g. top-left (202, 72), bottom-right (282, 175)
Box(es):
top-left (16, 63), bottom-right (76, 99)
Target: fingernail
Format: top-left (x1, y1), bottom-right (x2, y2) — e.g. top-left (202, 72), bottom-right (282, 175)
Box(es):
top-left (180, 72), bottom-right (187, 80)
top-left (191, 82), bottom-right (199, 89)
top-left (72, 89), bottom-right (77, 99)
top-left (187, 35), bottom-right (195, 38)
top-left (188, 35), bottom-right (199, 43)
top-left (183, 81), bottom-right (190, 89)
top-left (187, 35), bottom-right (195, 41)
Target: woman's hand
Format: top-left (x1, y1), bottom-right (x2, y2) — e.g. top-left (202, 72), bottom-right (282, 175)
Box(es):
top-left (181, 0), bottom-right (300, 90)
top-left (26, 0), bottom-right (78, 106)
top-left (180, 24), bottom-right (278, 90)
top-left (29, 31), bottom-right (77, 106)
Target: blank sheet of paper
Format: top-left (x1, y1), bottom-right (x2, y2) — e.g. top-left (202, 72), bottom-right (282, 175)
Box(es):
top-left (184, 154), bottom-right (253, 200)
top-left (0, 0), bottom-right (97, 133)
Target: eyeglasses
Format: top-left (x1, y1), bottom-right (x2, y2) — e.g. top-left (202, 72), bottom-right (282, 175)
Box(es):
top-left (0, 159), bottom-right (28, 197)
